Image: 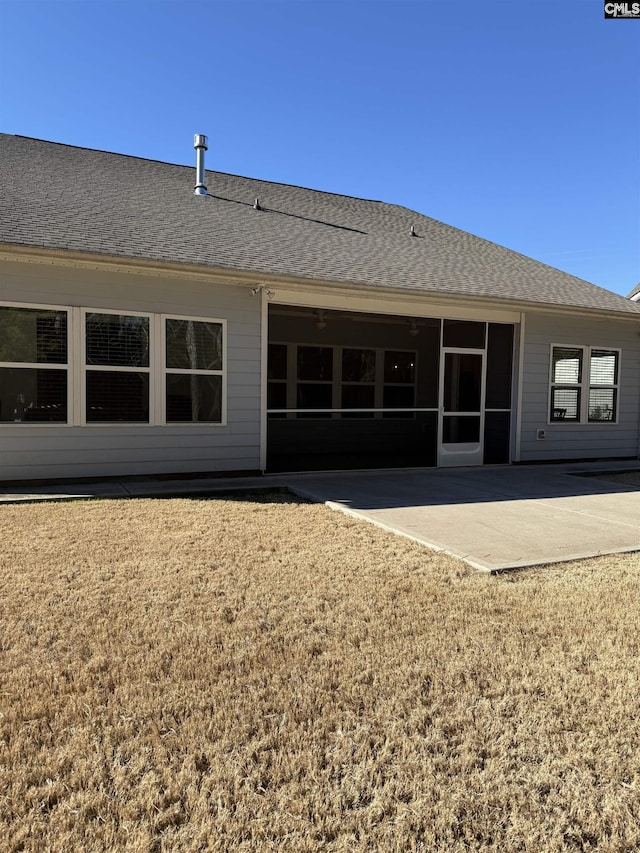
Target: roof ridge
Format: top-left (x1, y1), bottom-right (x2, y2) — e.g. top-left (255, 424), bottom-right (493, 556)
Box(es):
top-left (6, 133), bottom-right (386, 206)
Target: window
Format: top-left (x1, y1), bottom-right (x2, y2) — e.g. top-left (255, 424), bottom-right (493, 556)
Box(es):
top-left (550, 347), bottom-right (581, 422)
top-left (1, 304), bottom-right (227, 428)
top-left (0, 305), bottom-right (68, 422)
top-left (165, 317), bottom-right (224, 423)
top-left (588, 349), bottom-right (618, 422)
top-left (85, 311), bottom-right (150, 423)
top-left (549, 346), bottom-right (619, 424)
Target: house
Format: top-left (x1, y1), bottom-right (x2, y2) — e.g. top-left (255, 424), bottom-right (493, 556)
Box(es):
top-left (1, 133), bottom-right (639, 481)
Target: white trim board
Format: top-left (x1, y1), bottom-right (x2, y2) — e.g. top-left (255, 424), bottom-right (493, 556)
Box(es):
top-left (271, 288), bottom-right (521, 324)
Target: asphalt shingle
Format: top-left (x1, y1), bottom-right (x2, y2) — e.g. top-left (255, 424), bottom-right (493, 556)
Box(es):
top-left (1, 134), bottom-right (639, 317)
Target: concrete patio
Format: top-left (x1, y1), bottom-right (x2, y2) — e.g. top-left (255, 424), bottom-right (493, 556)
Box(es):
top-left (1, 461), bottom-right (638, 572)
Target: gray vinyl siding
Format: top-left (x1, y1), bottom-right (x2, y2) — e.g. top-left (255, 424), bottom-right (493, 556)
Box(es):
top-left (0, 260), bottom-right (262, 480)
top-left (519, 311), bottom-right (640, 462)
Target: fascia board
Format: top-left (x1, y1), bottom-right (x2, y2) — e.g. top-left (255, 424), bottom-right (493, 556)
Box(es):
top-left (2, 243), bottom-right (640, 324)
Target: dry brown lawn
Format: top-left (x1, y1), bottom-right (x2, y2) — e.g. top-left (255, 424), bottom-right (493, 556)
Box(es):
top-left (1, 493), bottom-right (639, 852)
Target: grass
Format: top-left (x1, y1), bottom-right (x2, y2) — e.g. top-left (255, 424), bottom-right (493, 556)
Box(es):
top-left (1, 493), bottom-right (639, 852)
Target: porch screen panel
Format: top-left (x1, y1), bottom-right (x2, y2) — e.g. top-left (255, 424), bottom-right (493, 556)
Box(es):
top-left (296, 346), bottom-right (333, 418)
top-left (443, 416), bottom-right (481, 443)
top-left (443, 320), bottom-right (486, 349)
top-left (267, 343), bottom-right (287, 419)
top-left (342, 348), bottom-right (375, 418)
top-left (485, 323), bottom-right (514, 409)
top-left (268, 412), bottom-right (437, 472)
top-left (266, 307), bottom-right (439, 472)
top-left (443, 353), bottom-right (482, 412)
top-left (383, 351), bottom-right (416, 418)
top-left (416, 318), bottom-right (441, 409)
top-left (483, 412), bottom-right (511, 464)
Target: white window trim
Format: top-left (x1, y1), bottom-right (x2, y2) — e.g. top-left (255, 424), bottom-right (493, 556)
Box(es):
top-left (548, 344), bottom-right (621, 426)
top-left (1, 304), bottom-right (229, 428)
top-left (161, 314), bottom-right (227, 427)
top-left (0, 301), bottom-right (72, 427)
top-left (81, 307), bottom-right (154, 427)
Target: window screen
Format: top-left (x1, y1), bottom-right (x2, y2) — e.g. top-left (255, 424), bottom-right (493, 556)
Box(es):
top-left (589, 350), bottom-right (617, 386)
top-left (0, 306), bottom-right (69, 423)
top-left (166, 374), bottom-right (222, 422)
top-left (86, 313), bottom-right (149, 367)
top-left (85, 313), bottom-right (151, 423)
top-left (86, 371), bottom-right (149, 423)
top-left (588, 350), bottom-right (618, 422)
top-left (165, 318), bottom-right (224, 424)
top-left (0, 367), bottom-right (67, 422)
top-left (0, 306), bottom-right (67, 364)
top-left (166, 319), bottom-right (222, 371)
top-left (552, 348), bottom-right (582, 385)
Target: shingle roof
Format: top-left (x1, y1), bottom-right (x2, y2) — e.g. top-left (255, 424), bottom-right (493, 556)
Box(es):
top-left (629, 282), bottom-right (640, 300)
top-left (2, 134), bottom-right (639, 317)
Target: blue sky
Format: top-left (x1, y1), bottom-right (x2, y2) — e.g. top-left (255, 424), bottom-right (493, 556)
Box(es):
top-left (1, 0), bottom-right (638, 295)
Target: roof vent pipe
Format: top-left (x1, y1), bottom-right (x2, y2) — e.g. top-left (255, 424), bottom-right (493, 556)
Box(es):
top-left (194, 134), bottom-right (208, 196)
